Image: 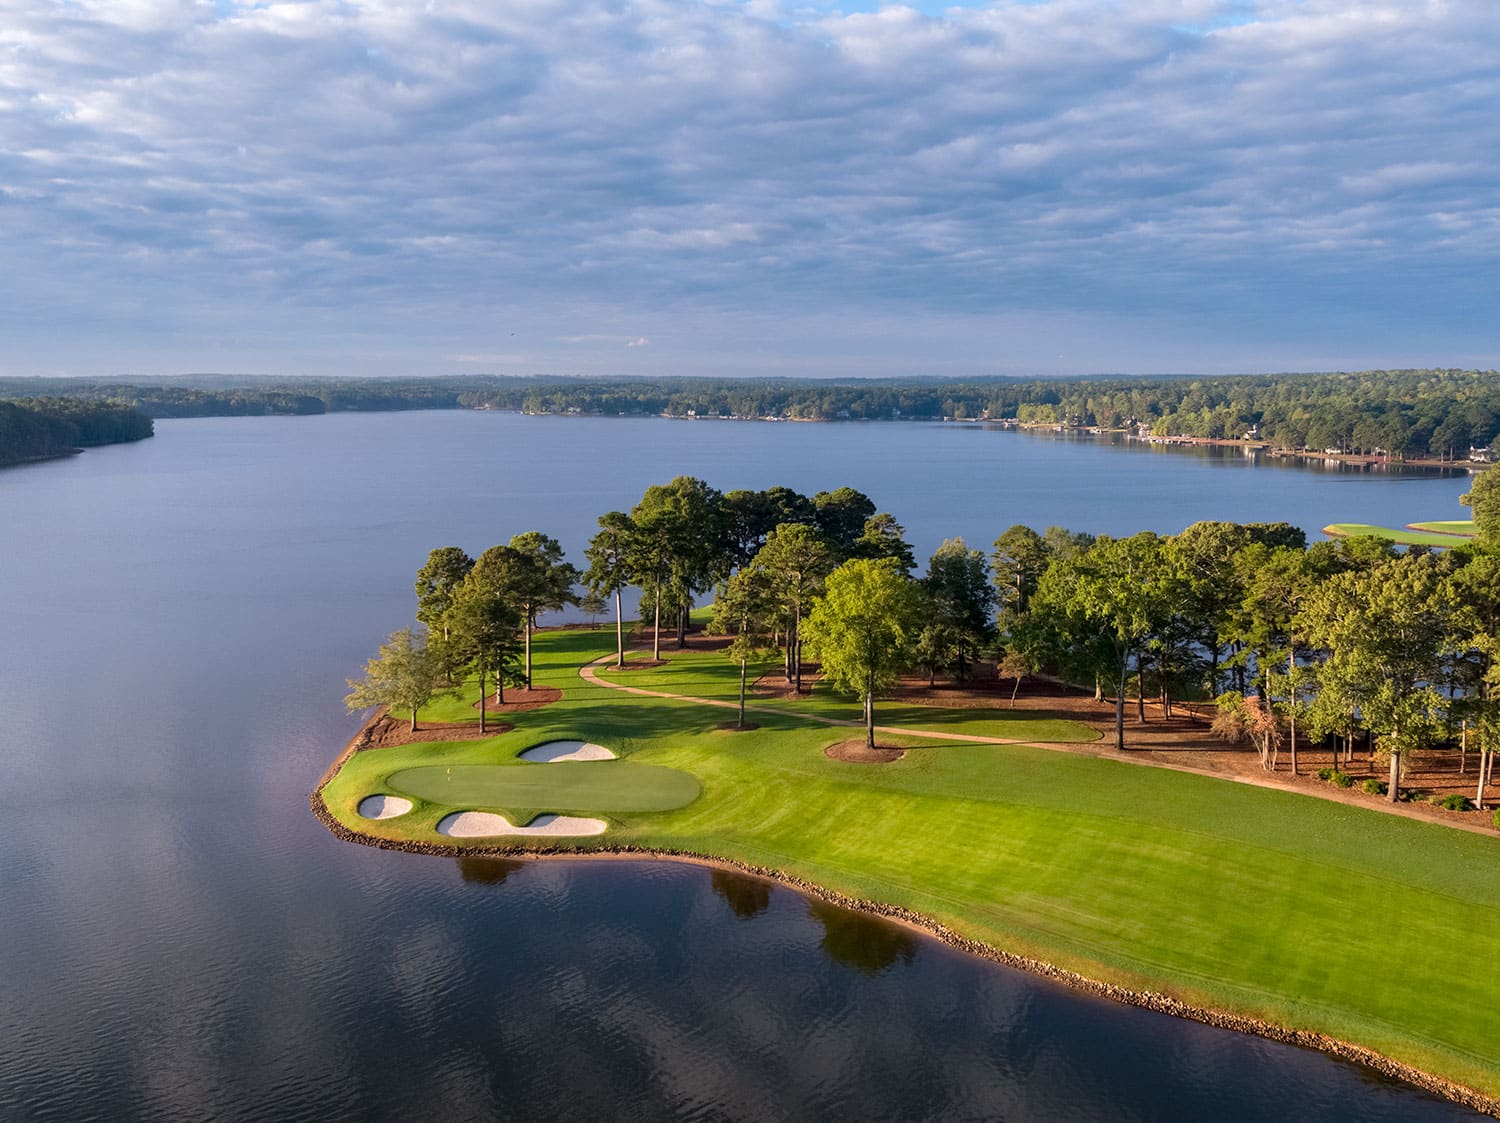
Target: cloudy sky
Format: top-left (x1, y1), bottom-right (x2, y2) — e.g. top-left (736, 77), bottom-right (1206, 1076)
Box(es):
top-left (3, 0), bottom-right (1497, 379)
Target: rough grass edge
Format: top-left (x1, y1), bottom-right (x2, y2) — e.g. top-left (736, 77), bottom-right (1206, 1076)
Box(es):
top-left (308, 764), bottom-right (1499, 1118)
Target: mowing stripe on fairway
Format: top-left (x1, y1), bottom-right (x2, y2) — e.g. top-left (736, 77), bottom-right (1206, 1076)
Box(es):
top-left (387, 760), bottom-right (701, 812)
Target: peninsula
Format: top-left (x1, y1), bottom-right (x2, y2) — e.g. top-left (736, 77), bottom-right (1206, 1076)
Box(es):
top-left (316, 474), bottom-right (1500, 1116)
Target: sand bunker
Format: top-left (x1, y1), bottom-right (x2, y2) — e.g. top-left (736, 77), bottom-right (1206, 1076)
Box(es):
top-left (435, 811), bottom-right (607, 838)
top-left (518, 740), bottom-right (616, 763)
top-left (357, 794), bottom-right (414, 820)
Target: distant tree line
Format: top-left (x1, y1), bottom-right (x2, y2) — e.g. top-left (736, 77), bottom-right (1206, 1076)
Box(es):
top-left (349, 471), bottom-right (1500, 810)
top-left (4, 369), bottom-right (1496, 460)
top-left (0, 398), bottom-right (153, 466)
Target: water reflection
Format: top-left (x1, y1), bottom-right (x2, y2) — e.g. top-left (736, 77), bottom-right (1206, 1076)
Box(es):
top-left (455, 857), bottom-right (527, 886)
top-left (809, 899), bottom-right (919, 976)
top-left (709, 869), bottom-right (772, 920)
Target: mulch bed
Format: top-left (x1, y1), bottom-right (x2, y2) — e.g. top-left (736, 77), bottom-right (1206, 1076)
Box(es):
top-left (468, 685), bottom-right (563, 712)
top-left (825, 740), bottom-right (905, 764)
top-left (715, 720), bottom-right (761, 732)
top-left (751, 671), bottom-right (820, 700)
top-left (363, 713), bottom-right (515, 749)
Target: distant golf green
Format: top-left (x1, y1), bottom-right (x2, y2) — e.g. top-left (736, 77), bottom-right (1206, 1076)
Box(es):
top-left (1407, 520), bottom-right (1477, 536)
top-left (1322, 522), bottom-right (1471, 547)
top-left (388, 760), bottom-right (701, 813)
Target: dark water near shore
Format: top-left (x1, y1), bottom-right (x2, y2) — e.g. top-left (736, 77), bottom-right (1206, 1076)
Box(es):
top-left (0, 412), bottom-right (1481, 1121)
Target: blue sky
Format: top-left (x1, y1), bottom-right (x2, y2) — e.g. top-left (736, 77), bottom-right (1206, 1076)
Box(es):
top-left (2, 0), bottom-right (1496, 379)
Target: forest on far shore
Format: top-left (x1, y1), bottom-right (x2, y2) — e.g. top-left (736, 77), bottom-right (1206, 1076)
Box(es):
top-left (0, 398), bottom-right (153, 467)
top-left (1, 367), bottom-right (1497, 463)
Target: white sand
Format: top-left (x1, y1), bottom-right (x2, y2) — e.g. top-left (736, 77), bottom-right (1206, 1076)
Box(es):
top-left (518, 740), bottom-right (616, 763)
top-left (357, 794), bottom-right (414, 820)
top-left (435, 811), bottom-right (607, 837)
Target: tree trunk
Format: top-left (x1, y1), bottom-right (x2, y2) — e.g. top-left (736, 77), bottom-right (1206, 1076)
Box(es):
top-left (653, 592), bottom-right (661, 660)
top-left (478, 666), bottom-right (487, 734)
top-left (793, 622), bottom-right (803, 695)
top-left (1388, 746), bottom-right (1400, 803)
top-left (677, 600), bottom-right (687, 649)
top-left (738, 658), bottom-right (747, 729)
top-left (865, 692), bottom-right (875, 750)
top-left (614, 587), bottom-right (625, 668)
top-left (1115, 662), bottom-right (1127, 751)
top-left (410, 706), bottom-right (418, 732)
top-left (1135, 652), bottom-right (1145, 723)
top-left (1288, 648), bottom-right (1297, 775)
top-left (523, 609), bottom-right (533, 688)
top-left (1460, 720), bottom-right (1467, 775)
top-left (1476, 749), bottom-right (1491, 811)
top-left (496, 671), bottom-right (506, 705)
top-left (1010, 673), bottom-right (1021, 706)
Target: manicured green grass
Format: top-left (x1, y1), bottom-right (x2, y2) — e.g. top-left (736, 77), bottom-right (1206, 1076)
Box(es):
top-left (1407, 520), bottom-right (1477, 537)
top-left (321, 625), bottom-right (1500, 1100)
top-left (1322, 522), bottom-right (1471, 547)
top-left (599, 645), bottom-right (1099, 743)
top-left (388, 760), bottom-right (700, 813)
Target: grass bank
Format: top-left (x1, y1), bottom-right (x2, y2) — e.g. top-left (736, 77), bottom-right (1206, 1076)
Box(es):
top-left (318, 626), bottom-right (1500, 1112)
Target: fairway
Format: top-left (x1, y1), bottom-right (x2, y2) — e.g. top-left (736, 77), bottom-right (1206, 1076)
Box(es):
top-left (388, 760), bottom-right (701, 813)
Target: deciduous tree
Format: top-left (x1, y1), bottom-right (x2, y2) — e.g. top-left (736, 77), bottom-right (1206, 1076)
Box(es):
top-left (345, 628), bottom-right (450, 732)
top-left (803, 558), bottom-right (923, 749)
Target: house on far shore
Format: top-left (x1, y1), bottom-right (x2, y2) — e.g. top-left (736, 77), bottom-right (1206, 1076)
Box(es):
top-left (1472, 446), bottom-right (1495, 464)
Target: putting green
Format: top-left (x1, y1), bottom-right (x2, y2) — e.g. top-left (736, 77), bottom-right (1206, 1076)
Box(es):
top-left (1406, 520), bottom-right (1477, 537)
top-left (1322, 522), bottom-right (1469, 547)
top-left (388, 760), bottom-right (701, 812)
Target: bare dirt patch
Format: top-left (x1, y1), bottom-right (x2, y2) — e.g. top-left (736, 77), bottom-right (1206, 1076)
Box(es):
top-left (825, 740), bottom-right (905, 763)
top-left (715, 720), bottom-right (761, 732)
top-left (468, 685), bottom-right (562, 712)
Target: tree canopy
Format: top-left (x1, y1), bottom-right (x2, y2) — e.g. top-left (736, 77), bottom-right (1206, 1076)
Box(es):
top-left (803, 558), bottom-right (924, 749)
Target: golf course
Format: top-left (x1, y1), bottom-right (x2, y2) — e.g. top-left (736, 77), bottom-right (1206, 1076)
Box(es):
top-left (1323, 519), bottom-right (1478, 547)
top-left (318, 624), bottom-right (1500, 1114)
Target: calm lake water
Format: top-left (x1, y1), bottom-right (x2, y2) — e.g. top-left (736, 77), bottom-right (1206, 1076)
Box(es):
top-left (0, 412), bottom-right (1481, 1121)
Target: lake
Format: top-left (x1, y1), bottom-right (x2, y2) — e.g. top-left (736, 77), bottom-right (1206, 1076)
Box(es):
top-left (0, 412), bottom-right (1481, 1121)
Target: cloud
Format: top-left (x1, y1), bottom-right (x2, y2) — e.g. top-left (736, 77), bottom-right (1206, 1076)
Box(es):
top-left (0, 0), bottom-right (1496, 376)
top-left (626, 337), bottom-right (650, 348)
